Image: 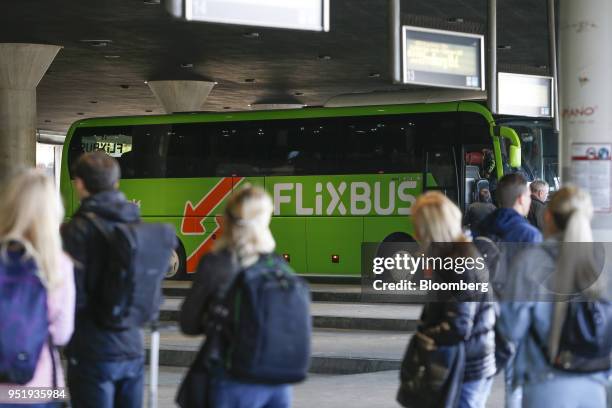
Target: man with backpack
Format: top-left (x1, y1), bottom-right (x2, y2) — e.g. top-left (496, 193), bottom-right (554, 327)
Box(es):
top-left (472, 173), bottom-right (542, 408)
top-left (62, 152), bottom-right (175, 408)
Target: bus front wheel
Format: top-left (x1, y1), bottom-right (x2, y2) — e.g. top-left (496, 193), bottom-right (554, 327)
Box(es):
top-left (166, 239), bottom-right (187, 280)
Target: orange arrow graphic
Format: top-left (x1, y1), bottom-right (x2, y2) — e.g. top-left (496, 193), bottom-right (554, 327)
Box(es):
top-left (181, 177), bottom-right (234, 235)
top-left (186, 215), bottom-right (224, 272)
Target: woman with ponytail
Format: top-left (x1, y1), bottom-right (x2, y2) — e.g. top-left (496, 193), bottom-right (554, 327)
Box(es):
top-left (0, 169), bottom-right (75, 407)
top-left (399, 192), bottom-right (496, 408)
top-left (498, 185), bottom-right (610, 407)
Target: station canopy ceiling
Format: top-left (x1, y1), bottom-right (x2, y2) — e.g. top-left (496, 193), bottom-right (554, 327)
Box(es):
top-left (1, 0), bottom-right (551, 132)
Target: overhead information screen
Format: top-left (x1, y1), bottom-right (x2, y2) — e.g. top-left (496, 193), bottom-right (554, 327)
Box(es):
top-left (401, 26), bottom-right (484, 90)
top-left (498, 73), bottom-right (553, 117)
top-left (167, 0), bottom-right (330, 32)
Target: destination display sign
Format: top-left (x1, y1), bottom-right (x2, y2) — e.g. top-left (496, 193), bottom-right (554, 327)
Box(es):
top-left (401, 26), bottom-right (484, 90)
top-left (167, 0), bottom-right (329, 32)
top-left (498, 72), bottom-right (553, 117)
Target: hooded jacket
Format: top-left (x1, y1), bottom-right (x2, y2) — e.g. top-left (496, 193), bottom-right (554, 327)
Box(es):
top-left (62, 190), bottom-right (143, 361)
top-left (476, 208), bottom-right (542, 244)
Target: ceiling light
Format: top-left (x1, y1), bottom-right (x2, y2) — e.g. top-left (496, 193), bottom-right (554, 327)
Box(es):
top-left (243, 32), bottom-right (260, 38)
top-left (447, 17), bottom-right (464, 23)
top-left (81, 39), bottom-right (113, 47)
top-left (318, 55), bottom-right (332, 60)
top-left (497, 44), bottom-right (512, 50)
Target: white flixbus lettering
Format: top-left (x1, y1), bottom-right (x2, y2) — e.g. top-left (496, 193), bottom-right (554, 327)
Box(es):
top-left (326, 182), bottom-right (347, 215)
top-left (273, 183), bottom-right (293, 215)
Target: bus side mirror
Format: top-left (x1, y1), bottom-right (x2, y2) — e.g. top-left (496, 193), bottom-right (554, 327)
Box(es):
top-left (493, 125), bottom-right (522, 169)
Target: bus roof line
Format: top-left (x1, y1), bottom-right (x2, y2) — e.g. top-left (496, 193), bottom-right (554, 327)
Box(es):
top-left (67, 101), bottom-right (493, 129)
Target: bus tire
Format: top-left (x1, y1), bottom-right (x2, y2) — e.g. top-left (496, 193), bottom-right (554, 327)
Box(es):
top-left (376, 232), bottom-right (416, 283)
top-left (166, 238), bottom-right (187, 280)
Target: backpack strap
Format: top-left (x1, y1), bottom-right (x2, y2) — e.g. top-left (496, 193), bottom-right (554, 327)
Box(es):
top-left (81, 212), bottom-right (113, 243)
top-left (48, 336), bottom-right (58, 390)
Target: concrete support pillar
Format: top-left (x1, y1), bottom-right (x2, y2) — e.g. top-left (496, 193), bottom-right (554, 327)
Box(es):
top-left (146, 80), bottom-right (215, 113)
top-left (0, 43), bottom-right (61, 178)
top-left (559, 0), bottom-right (612, 238)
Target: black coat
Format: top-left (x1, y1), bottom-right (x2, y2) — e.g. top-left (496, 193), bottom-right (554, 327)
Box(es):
top-left (527, 195), bottom-right (546, 231)
top-left (62, 190), bottom-right (143, 361)
top-left (418, 243), bottom-right (497, 382)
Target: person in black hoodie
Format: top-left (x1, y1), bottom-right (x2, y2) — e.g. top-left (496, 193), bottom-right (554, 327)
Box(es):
top-left (62, 152), bottom-right (144, 408)
top-left (411, 192), bottom-right (496, 408)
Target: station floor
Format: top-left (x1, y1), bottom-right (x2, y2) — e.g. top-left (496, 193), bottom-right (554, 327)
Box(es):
top-left (144, 367), bottom-right (505, 408)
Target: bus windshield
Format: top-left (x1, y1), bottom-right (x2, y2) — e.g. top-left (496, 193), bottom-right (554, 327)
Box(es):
top-left (496, 117), bottom-right (559, 191)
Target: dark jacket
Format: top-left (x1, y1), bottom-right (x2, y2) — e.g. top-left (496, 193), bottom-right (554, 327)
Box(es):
top-left (62, 190), bottom-right (143, 361)
top-left (476, 208), bottom-right (542, 244)
top-left (419, 243), bottom-right (496, 382)
top-left (527, 195), bottom-right (546, 231)
top-left (180, 250), bottom-right (237, 336)
top-left (464, 202), bottom-right (496, 230)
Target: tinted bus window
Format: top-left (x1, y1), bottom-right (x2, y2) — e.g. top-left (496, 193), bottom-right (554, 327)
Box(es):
top-left (68, 112), bottom-right (466, 179)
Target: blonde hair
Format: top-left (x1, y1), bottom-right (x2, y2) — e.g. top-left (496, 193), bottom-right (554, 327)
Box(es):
top-left (547, 185), bottom-right (599, 296)
top-left (0, 169), bottom-right (65, 290)
top-left (412, 191), bottom-right (468, 247)
top-left (546, 185), bottom-right (600, 360)
top-left (214, 185), bottom-right (275, 267)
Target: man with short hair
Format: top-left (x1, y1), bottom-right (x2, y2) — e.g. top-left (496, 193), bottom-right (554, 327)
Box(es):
top-left (527, 179), bottom-right (549, 231)
top-left (474, 173), bottom-right (542, 408)
top-left (62, 151), bottom-right (144, 408)
top-left (476, 173), bottom-right (542, 243)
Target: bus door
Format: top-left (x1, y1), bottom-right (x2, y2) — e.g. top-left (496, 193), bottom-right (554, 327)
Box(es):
top-left (462, 145), bottom-right (493, 211)
top-left (422, 146), bottom-right (459, 204)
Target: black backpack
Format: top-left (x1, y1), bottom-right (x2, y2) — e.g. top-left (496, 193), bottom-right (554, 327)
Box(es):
top-left (84, 212), bottom-right (176, 330)
top-left (530, 244), bottom-right (612, 373)
top-left (207, 254), bottom-right (311, 384)
top-left (543, 301), bottom-right (612, 372)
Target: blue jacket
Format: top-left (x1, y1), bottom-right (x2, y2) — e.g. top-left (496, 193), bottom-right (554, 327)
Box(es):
top-left (476, 208), bottom-right (542, 244)
top-left (498, 240), bottom-right (611, 389)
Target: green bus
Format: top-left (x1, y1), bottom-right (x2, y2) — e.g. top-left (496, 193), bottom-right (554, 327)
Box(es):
top-left (60, 101), bottom-right (546, 278)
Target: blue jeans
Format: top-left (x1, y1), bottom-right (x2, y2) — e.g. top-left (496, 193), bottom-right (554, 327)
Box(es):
top-left (211, 376), bottom-right (292, 408)
top-left (522, 373), bottom-right (607, 408)
top-left (67, 357), bottom-right (144, 408)
top-left (458, 377), bottom-right (493, 408)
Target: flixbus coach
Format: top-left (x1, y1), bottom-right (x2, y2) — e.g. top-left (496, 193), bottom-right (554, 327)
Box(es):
top-left (60, 101), bottom-right (539, 279)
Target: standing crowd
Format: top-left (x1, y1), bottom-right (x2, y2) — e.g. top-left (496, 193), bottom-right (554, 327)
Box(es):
top-left (1, 150), bottom-right (610, 408)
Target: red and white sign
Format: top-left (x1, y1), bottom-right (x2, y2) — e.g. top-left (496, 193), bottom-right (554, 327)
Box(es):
top-left (571, 143), bottom-right (612, 212)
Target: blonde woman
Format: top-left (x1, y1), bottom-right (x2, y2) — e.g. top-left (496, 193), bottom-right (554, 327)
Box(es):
top-left (179, 185), bottom-right (297, 408)
top-left (498, 186), bottom-right (610, 407)
top-left (399, 192), bottom-right (495, 408)
top-left (0, 169), bottom-right (75, 408)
